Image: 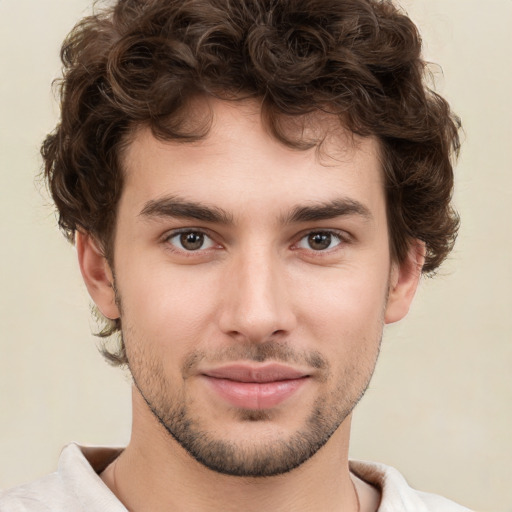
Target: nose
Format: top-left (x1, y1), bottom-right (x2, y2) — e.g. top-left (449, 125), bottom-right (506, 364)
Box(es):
top-left (218, 247), bottom-right (297, 343)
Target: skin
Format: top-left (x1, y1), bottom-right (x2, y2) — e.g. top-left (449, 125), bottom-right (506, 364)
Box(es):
top-left (78, 99), bottom-right (423, 512)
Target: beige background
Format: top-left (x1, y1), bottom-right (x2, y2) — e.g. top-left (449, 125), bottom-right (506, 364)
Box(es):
top-left (1, 1), bottom-right (510, 510)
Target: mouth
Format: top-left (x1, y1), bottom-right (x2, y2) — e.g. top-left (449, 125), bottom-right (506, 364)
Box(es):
top-left (200, 363), bottom-right (311, 410)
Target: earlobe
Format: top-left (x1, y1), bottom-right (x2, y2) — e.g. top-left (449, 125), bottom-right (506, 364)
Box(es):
top-left (76, 231), bottom-right (120, 320)
top-left (384, 240), bottom-right (425, 324)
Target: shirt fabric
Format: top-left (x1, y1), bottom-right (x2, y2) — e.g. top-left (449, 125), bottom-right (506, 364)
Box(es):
top-left (0, 444), bottom-right (472, 511)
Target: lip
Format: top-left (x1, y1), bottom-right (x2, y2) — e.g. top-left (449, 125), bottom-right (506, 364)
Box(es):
top-left (203, 363), bottom-right (308, 383)
top-left (201, 364), bottom-right (310, 410)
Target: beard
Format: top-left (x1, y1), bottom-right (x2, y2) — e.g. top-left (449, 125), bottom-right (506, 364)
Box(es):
top-left (123, 331), bottom-right (381, 478)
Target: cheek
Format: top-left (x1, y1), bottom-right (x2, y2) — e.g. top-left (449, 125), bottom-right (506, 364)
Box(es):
top-left (294, 265), bottom-right (388, 351)
top-left (116, 260), bottom-right (221, 355)
top-left (305, 281), bottom-right (385, 387)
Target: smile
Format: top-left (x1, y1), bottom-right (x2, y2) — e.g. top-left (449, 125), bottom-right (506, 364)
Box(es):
top-left (201, 364), bottom-right (310, 410)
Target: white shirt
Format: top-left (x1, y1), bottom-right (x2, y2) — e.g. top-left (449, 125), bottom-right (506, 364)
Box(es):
top-left (0, 444), bottom-right (472, 511)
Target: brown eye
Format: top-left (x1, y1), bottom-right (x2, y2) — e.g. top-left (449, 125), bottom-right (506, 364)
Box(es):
top-left (297, 231), bottom-right (342, 251)
top-left (167, 231), bottom-right (215, 251)
top-left (308, 233), bottom-right (332, 250)
top-left (180, 232), bottom-right (204, 250)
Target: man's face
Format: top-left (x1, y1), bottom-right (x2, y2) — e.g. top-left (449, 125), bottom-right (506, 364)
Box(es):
top-left (95, 100), bottom-right (405, 476)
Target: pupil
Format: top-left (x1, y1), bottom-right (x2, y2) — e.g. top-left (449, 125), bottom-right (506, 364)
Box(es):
top-left (181, 232), bottom-right (204, 250)
top-left (309, 233), bottom-right (331, 250)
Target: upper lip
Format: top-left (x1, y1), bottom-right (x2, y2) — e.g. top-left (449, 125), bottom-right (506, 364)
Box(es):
top-left (202, 363), bottom-right (309, 383)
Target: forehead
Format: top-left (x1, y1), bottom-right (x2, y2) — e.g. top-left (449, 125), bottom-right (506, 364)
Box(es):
top-left (119, 99), bottom-right (384, 220)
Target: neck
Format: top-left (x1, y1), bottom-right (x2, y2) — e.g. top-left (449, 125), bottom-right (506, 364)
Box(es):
top-left (101, 389), bottom-right (377, 512)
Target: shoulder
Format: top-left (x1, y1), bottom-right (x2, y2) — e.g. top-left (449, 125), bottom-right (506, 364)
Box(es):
top-left (0, 472), bottom-right (68, 512)
top-left (0, 444), bottom-right (125, 512)
top-left (349, 459), bottom-right (473, 512)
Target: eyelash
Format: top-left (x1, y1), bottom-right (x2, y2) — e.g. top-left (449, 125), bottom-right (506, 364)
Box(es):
top-left (294, 230), bottom-right (348, 253)
top-left (162, 228), bottom-right (349, 255)
top-left (163, 228), bottom-right (218, 255)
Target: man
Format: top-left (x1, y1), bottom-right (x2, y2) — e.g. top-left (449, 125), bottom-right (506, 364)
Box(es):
top-left (0, 0), bottom-right (470, 510)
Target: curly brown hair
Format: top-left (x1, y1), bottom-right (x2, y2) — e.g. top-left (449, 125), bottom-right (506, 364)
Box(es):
top-left (42, 0), bottom-right (461, 365)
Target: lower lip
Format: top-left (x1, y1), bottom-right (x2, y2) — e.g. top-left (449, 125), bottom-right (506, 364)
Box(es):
top-left (203, 376), bottom-right (308, 410)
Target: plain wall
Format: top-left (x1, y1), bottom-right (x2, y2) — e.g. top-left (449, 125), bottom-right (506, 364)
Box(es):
top-left (1, 1), bottom-right (510, 510)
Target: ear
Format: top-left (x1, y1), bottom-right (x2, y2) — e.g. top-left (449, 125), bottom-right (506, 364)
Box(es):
top-left (76, 231), bottom-right (120, 320)
top-left (385, 239), bottom-right (425, 324)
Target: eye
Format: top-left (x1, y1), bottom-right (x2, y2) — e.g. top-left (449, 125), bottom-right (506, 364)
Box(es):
top-left (166, 230), bottom-right (216, 251)
top-left (296, 231), bottom-right (343, 251)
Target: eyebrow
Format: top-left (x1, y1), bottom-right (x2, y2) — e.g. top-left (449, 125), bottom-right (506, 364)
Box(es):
top-left (282, 198), bottom-right (373, 224)
top-left (139, 195), bottom-right (372, 225)
top-left (139, 196), bottom-right (234, 224)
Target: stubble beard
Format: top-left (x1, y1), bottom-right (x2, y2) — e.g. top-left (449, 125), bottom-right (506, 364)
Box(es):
top-left (124, 334), bottom-right (382, 478)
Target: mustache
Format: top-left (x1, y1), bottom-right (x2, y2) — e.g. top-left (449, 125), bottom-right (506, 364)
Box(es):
top-left (182, 341), bottom-right (329, 376)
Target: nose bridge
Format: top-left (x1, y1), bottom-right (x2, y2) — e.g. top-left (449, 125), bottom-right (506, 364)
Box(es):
top-left (219, 242), bottom-right (294, 342)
